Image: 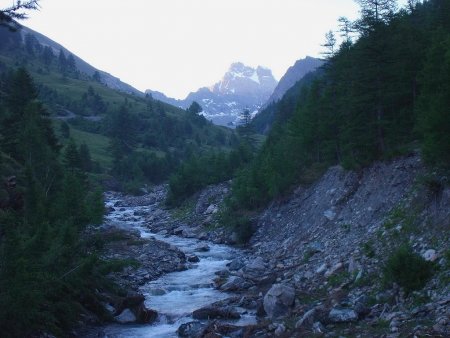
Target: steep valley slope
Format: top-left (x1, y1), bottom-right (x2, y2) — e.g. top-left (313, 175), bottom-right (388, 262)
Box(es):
top-left (166, 152), bottom-right (449, 337)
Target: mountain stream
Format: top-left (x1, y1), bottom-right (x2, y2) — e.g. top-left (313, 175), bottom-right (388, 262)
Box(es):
top-left (101, 195), bottom-right (256, 337)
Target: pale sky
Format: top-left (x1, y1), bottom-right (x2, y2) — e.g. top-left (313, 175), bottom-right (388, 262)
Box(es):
top-left (10, 0), bottom-right (407, 99)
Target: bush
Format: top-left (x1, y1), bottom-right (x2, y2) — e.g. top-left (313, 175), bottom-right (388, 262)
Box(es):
top-left (219, 207), bottom-right (255, 244)
top-left (383, 245), bottom-right (434, 294)
top-left (233, 216), bottom-right (254, 244)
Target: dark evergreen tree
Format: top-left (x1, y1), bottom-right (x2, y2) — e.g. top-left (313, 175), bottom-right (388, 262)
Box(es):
top-left (66, 53), bottom-right (76, 72)
top-left (41, 45), bottom-right (54, 66)
top-left (58, 49), bottom-right (67, 74)
top-left (92, 70), bottom-right (102, 83)
top-left (60, 121), bottom-right (70, 139)
top-left (63, 139), bottom-right (81, 170)
top-left (187, 101), bottom-right (203, 115)
top-left (78, 143), bottom-right (93, 172)
top-left (417, 30), bottom-right (450, 170)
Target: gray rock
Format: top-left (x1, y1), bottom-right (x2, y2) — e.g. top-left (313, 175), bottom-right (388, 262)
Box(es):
top-left (192, 305), bottom-right (240, 320)
top-left (205, 204), bottom-right (218, 214)
top-left (316, 263), bottom-right (327, 274)
top-left (195, 243), bottom-right (210, 252)
top-left (354, 296), bottom-right (370, 318)
top-left (308, 242), bottom-right (324, 253)
top-left (274, 324), bottom-right (286, 336)
top-left (295, 308), bottom-right (316, 328)
top-left (324, 209), bottom-right (336, 220)
top-left (242, 257), bottom-right (266, 279)
top-left (228, 259), bottom-right (245, 271)
top-left (263, 284), bottom-right (295, 319)
top-left (187, 254), bottom-right (200, 263)
top-left (312, 321), bottom-right (325, 334)
top-left (115, 308), bottom-right (136, 323)
top-left (177, 321), bottom-right (207, 338)
top-left (422, 249), bottom-right (437, 262)
top-left (221, 276), bottom-right (252, 291)
top-left (325, 262), bottom-right (343, 278)
top-left (328, 308), bottom-right (358, 323)
top-left (174, 226), bottom-right (187, 235)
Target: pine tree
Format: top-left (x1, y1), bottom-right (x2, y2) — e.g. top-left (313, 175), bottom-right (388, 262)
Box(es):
top-left (417, 30), bottom-right (450, 170)
top-left (58, 49), bottom-right (67, 75)
top-left (78, 143), bottom-right (92, 172)
top-left (41, 46), bottom-right (54, 66)
top-left (63, 139), bottom-right (81, 170)
top-left (60, 121), bottom-right (70, 139)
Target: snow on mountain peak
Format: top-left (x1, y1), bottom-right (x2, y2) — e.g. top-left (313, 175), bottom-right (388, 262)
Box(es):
top-left (211, 62), bottom-right (277, 96)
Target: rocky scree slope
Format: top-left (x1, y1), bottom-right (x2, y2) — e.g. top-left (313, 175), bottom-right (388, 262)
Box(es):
top-left (236, 153), bottom-right (449, 337)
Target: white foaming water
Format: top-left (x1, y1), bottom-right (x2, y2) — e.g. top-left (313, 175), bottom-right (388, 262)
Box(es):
top-left (102, 195), bottom-right (254, 337)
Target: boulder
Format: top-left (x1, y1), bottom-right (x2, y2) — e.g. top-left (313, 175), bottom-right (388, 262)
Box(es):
top-left (263, 284), bottom-right (295, 319)
top-left (328, 308), bottom-right (358, 323)
top-left (354, 295), bottom-right (371, 318)
top-left (295, 308), bottom-right (316, 329)
top-left (195, 243), bottom-right (210, 252)
top-left (422, 249), bottom-right (438, 262)
top-left (114, 308), bottom-right (136, 323)
top-left (221, 276), bottom-right (252, 292)
top-left (177, 321), bottom-right (207, 338)
top-left (192, 305), bottom-right (241, 320)
top-left (135, 306), bottom-right (157, 324)
top-left (324, 262), bottom-right (344, 278)
top-left (242, 257), bottom-right (266, 280)
top-left (187, 254), bottom-right (200, 263)
top-left (114, 292), bottom-right (145, 315)
top-left (324, 209), bottom-right (336, 220)
top-left (227, 259), bottom-right (245, 271)
top-left (274, 324), bottom-right (286, 336)
top-left (203, 322), bottom-right (243, 337)
top-left (308, 242), bottom-right (324, 253)
top-left (205, 204), bottom-right (218, 214)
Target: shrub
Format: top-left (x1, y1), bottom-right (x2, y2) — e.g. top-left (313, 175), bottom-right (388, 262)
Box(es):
top-left (383, 245), bottom-right (434, 294)
top-left (219, 207), bottom-right (255, 244)
top-left (233, 216), bottom-right (254, 244)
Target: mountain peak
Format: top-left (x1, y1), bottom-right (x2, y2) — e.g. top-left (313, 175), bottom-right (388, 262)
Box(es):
top-left (211, 62), bottom-right (277, 96)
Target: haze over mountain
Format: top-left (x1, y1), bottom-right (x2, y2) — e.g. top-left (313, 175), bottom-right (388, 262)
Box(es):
top-left (147, 62), bottom-right (278, 127)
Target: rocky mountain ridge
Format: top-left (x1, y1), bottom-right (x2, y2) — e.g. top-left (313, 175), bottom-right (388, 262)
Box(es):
top-left (263, 56), bottom-right (324, 107)
top-left (146, 62), bottom-right (278, 127)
